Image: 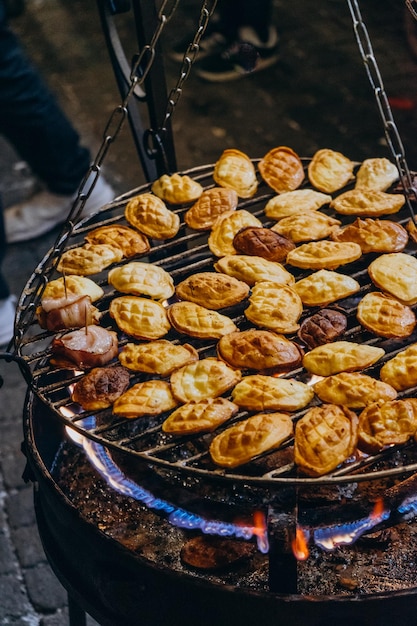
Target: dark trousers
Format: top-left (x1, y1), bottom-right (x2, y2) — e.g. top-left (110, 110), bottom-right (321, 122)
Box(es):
top-left (0, 0), bottom-right (92, 298)
top-left (217, 0), bottom-right (274, 42)
top-left (0, 0), bottom-right (90, 195)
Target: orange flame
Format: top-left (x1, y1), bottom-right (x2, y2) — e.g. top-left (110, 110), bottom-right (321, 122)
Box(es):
top-left (292, 526), bottom-right (309, 561)
top-left (371, 498), bottom-right (385, 519)
top-left (250, 510), bottom-right (269, 553)
top-left (252, 510), bottom-right (267, 536)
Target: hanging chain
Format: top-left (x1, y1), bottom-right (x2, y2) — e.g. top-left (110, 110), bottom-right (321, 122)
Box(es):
top-left (57, 0), bottom-right (218, 245)
top-left (406, 0), bottom-right (417, 21)
top-left (161, 0), bottom-right (218, 130)
top-left (347, 0), bottom-right (417, 225)
top-left (13, 0), bottom-right (218, 351)
top-left (143, 0), bottom-right (218, 165)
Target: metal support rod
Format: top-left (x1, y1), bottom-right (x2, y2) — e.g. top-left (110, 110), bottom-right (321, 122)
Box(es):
top-left (268, 503), bottom-right (298, 593)
top-left (96, 0), bottom-right (177, 180)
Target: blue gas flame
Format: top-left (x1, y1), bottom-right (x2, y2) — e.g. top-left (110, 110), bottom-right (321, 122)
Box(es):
top-left (75, 421), bottom-right (269, 553)
top-left (70, 418), bottom-right (417, 557)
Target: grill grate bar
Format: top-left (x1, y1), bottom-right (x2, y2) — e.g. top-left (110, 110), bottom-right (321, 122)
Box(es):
top-left (16, 160), bottom-right (417, 489)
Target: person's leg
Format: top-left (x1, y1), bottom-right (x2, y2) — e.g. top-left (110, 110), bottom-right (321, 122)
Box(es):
top-left (0, 1), bottom-right (90, 195)
top-left (214, 0), bottom-right (240, 40)
top-left (0, 1), bottom-right (114, 243)
top-left (239, 0), bottom-right (275, 42)
top-left (0, 196), bottom-right (15, 347)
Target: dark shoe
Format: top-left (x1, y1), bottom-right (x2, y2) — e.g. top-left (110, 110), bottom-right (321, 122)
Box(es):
top-left (194, 26), bottom-right (279, 82)
top-left (170, 24), bottom-right (228, 62)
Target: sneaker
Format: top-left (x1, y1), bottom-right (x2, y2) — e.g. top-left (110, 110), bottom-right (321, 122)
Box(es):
top-left (169, 17), bottom-right (228, 62)
top-left (194, 26), bottom-right (279, 82)
top-left (0, 295), bottom-right (17, 348)
top-left (5, 176), bottom-right (115, 244)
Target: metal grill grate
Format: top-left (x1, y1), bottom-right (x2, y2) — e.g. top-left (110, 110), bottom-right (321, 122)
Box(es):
top-left (14, 160), bottom-right (417, 488)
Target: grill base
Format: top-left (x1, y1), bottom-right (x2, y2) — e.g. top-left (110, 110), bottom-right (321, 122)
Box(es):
top-left (34, 482), bottom-right (417, 626)
top-left (24, 390), bottom-right (417, 626)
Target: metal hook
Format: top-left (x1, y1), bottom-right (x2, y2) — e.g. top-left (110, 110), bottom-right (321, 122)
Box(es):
top-left (144, 128), bottom-right (171, 175)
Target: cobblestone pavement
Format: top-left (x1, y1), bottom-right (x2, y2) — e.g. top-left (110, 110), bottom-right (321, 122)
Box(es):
top-left (1, 0), bottom-right (417, 623)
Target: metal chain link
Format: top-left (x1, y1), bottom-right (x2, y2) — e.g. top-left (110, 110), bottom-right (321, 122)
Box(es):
top-left (161, 0), bottom-right (218, 130)
top-left (13, 0), bottom-right (218, 351)
top-left (406, 0), bottom-right (417, 21)
top-left (347, 0), bottom-right (417, 224)
top-left (143, 0), bottom-right (218, 167)
top-left (129, 0), bottom-right (179, 87)
top-left (54, 0), bottom-right (416, 246)
top-left (58, 0), bottom-right (218, 244)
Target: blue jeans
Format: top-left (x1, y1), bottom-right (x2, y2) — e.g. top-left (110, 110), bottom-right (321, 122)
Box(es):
top-left (0, 0), bottom-right (91, 298)
top-left (0, 0), bottom-right (90, 196)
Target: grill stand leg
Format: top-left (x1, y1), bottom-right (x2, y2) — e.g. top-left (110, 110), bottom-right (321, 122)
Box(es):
top-left (268, 506), bottom-right (298, 593)
top-left (96, 0), bottom-right (177, 181)
top-left (68, 594), bottom-right (87, 626)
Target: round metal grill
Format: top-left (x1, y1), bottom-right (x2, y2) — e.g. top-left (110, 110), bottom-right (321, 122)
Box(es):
top-left (12, 159), bottom-right (417, 489)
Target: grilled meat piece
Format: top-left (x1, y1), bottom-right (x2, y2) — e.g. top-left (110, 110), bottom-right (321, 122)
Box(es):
top-left (37, 295), bottom-right (101, 331)
top-left (51, 326), bottom-right (119, 369)
top-left (71, 366), bottom-right (130, 410)
top-left (298, 308), bottom-right (347, 349)
top-left (233, 226), bottom-right (295, 262)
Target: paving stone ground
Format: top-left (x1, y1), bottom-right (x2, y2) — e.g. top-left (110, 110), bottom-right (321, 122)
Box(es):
top-left (1, 0), bottom-right (417, 623)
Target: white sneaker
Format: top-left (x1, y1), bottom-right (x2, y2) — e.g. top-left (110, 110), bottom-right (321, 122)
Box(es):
top-left (0, 295), bottom-right (17, 347)
top-left (5, 176), bottom-right (115, 243)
